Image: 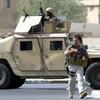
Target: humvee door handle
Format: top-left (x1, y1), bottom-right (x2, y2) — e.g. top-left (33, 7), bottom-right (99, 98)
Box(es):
top-left (14, 55), bottom-right (19, 58)
top-left (44, 55), bottom-right (49, 58)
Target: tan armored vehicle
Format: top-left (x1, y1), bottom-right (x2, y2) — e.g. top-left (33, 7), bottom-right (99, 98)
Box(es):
top-left (0, 15), bottom-right (100, 89)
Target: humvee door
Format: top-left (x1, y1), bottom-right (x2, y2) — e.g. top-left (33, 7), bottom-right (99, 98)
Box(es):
top-left (43, 37), bottom-right (66, 70)
top-left (12, 38), bottom-right (42, 71)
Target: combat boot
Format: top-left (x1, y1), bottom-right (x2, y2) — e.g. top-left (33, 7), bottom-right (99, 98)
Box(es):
top-left (69, 93), bottom-right (73, 99)
top-left (80, 91), bottom-right (87, 99)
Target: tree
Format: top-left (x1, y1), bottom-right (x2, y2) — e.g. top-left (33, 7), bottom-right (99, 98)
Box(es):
top-left (17, 0), bottom-right (87, 23)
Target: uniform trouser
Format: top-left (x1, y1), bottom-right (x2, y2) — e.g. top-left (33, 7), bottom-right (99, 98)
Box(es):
top-left (67, 65), bottom-right (86, 95)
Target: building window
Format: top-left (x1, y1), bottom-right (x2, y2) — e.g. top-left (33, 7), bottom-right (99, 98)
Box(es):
top-left (4, 0), bottom-right (11, 8)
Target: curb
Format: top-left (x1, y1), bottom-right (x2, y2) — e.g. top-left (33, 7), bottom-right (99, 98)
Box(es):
top-left (25, 78), bottom-right (69, 84)
top-left (25, 76), bottom-right (89, 84)
top-left (91, 90), bottom-right (100, 98)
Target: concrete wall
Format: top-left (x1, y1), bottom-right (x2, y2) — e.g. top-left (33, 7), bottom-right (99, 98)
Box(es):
top-left (81, 0), bottom-right (99, 23)
top-left (0, 0), bottom-right (17, 33)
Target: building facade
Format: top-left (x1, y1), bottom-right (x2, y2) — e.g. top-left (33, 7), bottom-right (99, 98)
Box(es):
top-left (0, 0), bottom-right (17, 33)
top-left (81, 0), bottom-right (100, 23)
top-left (0, 0), bottom-right (99, 33)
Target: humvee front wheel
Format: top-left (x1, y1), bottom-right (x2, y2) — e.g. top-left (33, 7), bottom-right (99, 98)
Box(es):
top-left (0, 63), bottom-right (25, 89)
top-left (85, 62), bottom-right (100, 89)
top-left (11, 75), bottom-right (25, 88)
top-left (0, 63), bottom-right (13, 89)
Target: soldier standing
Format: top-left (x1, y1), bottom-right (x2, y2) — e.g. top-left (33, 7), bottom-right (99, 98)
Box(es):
top-left (64, 34), bottom-right (89, 99)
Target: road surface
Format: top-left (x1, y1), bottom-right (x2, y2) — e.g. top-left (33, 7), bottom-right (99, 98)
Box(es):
top-left (0, 82), bottom-right (100, 100)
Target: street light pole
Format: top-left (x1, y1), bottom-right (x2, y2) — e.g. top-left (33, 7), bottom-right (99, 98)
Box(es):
top-left (98, 0), bottom-right (100, 23)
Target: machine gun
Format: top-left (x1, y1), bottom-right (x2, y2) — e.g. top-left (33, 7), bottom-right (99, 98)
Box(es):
top-left (22, 9), bottom-right (29, 22)
top-left (39, 2), bottom-right (44, 16)
top-left (39, 2), bottom-right (45, 26)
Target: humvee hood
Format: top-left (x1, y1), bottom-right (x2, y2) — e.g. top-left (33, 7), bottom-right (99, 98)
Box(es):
top-left (0, 36), bottom-right (14, 52)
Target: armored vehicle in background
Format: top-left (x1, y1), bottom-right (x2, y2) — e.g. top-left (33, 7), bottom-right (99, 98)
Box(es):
top-left (0, 15), bottom-right (100, 89)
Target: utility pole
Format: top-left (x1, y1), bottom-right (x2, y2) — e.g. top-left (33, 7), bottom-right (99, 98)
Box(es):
top-left (98, 0), bottom-right (100, 23)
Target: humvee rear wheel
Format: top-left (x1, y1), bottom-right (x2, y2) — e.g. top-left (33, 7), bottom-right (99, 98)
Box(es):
top-left (0, 63), bottom-right (13, 89)
top-left (85, 62), bottom-right (100, 89)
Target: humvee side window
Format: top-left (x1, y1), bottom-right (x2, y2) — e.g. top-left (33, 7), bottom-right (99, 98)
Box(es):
top-left (20, 41), bottom-right (32, 51)
top-left (50, 41), bottom-right (63, 50)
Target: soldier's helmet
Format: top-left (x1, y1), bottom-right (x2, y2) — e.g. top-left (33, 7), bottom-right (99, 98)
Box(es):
top-left (46, 7), bottom-right (53, 13)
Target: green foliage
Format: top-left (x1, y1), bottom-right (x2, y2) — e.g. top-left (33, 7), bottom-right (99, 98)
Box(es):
top-left (17, 0), bottom-right (87, 23)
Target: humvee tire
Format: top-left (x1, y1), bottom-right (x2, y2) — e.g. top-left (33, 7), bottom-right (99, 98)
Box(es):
top-left (10, 75), bottom-right (25, 89)
top-left (0, 63), bottom-right (25, 89)
top-left (85, 62), bottom-right (100, 89)
top-left (0, 63), bottom-right (13, 89)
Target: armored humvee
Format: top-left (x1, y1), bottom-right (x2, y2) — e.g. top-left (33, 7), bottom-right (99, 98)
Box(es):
top-left (0, 15), bottom-right (100, 89)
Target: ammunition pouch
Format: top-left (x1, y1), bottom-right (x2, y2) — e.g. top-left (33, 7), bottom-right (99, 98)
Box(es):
top-left (65, 44), bottom-right (88, 67)
top-left (65, 56), bottom-right (88, 67)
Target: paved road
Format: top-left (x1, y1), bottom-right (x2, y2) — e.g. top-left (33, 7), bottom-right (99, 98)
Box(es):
top-left (0, 83), bottom-right (99, 100)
